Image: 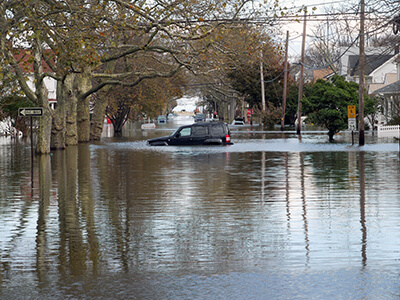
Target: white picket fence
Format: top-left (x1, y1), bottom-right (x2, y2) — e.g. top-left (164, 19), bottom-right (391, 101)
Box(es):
top-left (377, 125), bottom-right (400, 138)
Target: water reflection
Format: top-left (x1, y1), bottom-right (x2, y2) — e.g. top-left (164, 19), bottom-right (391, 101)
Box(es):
top-left (2, 133), bottom-right (400, 298)
top-left (359, 151), bottom-right (367, 267)
top-left (36, 155), bottom-right (51, 284)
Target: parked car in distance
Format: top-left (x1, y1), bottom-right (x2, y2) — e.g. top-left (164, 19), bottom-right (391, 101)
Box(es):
top-left (157, 115), bottom-right (167, 124)
top-left (194, 113), bottom-right (206, 122)
top-left (147, 122), bottom-right (233, 146)
top-left (231, 118), bottom-right (245, 125)
top-left (206, 117), bottom-right (220, 122)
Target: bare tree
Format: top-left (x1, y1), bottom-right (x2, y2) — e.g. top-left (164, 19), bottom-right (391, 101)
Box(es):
top-left (305, 1), bottom-right (400, 70)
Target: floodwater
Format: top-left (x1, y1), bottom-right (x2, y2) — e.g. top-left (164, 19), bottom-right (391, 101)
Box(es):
top-left (2, 116), bottom-right (400, 299)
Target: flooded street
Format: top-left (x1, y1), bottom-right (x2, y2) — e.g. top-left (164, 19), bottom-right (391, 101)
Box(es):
top-left (2, 116), bottom-right (400, 299)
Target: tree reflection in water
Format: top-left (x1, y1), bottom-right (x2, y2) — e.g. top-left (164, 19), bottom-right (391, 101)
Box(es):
top-left (1, 135), bottom-right (400, 299)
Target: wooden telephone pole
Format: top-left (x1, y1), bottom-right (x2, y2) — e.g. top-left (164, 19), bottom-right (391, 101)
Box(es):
top-left (359, 0), bottom-right (365, 146)
top-left (281, 31), bottom-right (289, 131)
top-left (260, 50), bottom-right (266, 112)
top-left (297, 10), bottom-right (307, 135)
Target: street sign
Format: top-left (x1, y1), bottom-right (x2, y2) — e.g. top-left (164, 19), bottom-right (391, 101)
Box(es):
top-left (18, 107), bottom-right (43, 117)
top-left (348, 105), bottom-right (356, 119)
top-left (348, 118), bottom-right (357, 131)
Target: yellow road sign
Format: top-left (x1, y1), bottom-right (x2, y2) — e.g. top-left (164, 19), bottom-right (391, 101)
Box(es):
top-left (348, 105), bottom-right (356, 118)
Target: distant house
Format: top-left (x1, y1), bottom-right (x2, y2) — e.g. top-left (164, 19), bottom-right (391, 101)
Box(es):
top-left (371, 55), bottom-right (400, 125)
top-left (11, 49), bottom-right (57, 109)
top-left (313, 67), bottom-right (335, 81)
top-left (335, 46), bottom-right (400, 127)
top-left (338, 46), bottom-right (395, 81)
top-left (369, 73), bottom-right (397, 94)
top-left (293, 64), bottom-right (314, 83)
top-left (293, 65), bottom-right (334, 83)
top-left (346, 54), bottom-right (394, 83)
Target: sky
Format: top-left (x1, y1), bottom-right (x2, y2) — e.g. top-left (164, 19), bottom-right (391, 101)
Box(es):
top-left (278, 0), bottom-right (355, 58)
top-left (175, 1), bottom-right (357, 110)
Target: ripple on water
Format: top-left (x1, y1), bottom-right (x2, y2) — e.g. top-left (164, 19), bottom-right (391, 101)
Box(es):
top-left (93, 139), bottom-right (400, 154)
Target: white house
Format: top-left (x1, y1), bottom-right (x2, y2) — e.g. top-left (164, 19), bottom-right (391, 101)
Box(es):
top-left (338, 52), bottom-right (395, 84)
top-left (372, 55), bottom-right (400, 125)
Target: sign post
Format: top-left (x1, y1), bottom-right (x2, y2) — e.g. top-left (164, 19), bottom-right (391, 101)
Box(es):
top-left (18, 107), bottom-right (43, 188)
top-left (348, 105), bottom-right (357, 144)
top-left (18, 108), bottom-right (43, 117)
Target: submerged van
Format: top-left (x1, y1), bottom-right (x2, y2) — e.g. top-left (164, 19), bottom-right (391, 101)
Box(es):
top-left (147, 122), bottom-right (233, 146)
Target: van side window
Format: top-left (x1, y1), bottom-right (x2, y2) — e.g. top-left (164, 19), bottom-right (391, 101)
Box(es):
top-left (179, 127), bottom-right (191, 137)
top-left (210, 124), bottom-right (224, 135)
top-left (192, 126), bottom-right (207, 136)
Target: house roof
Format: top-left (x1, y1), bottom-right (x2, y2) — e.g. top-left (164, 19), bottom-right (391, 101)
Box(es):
top-left (12, 48), bottom-right (54, 73)
top-left (313, 67), bottom-right (335, 81)
top-left (369, 83), bottom-right (386, 94)
top-left (373, 80), bottom-right (400, 95)
top-left (349, 55), bottom-right (393, 76)
top-left (386, 73), bottom-right (398, 84)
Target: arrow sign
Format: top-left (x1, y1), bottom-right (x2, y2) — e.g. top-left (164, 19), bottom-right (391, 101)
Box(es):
top-left (18, 107), bottom-right (43, 117)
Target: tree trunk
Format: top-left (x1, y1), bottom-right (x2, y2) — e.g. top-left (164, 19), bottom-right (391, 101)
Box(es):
top-left (36, 105), bottom-right (53, 154)
top-left (76, 68), bottom-right (92, 143)
top-left (33, 40), bottom-right (52, 155)
top-left (51, 79), bottom-right (66, 150)
top-left (65, 74), bottom-right (78, 146)
top-left (328, 130), bottom-right (335, 142)
top-left (111, 106), bottom-right (130, 135)
top-left (91, 61), bottom-right (116, 141)
top-left (90, 90), bottom-right (108, 140)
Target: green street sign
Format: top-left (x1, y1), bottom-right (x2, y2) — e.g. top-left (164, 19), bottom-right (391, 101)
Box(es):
top-left (18, 108), bottom-right (43, 117)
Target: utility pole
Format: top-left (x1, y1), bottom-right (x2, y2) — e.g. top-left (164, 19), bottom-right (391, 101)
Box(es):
top-left (297, 10), bottom-right (307, 135)
top-left (281, 31), bottom-right (289, 131)
top-left (359, 0), bottom-right (365, 146)
top-left (260, 49), bottom-right (266, 112)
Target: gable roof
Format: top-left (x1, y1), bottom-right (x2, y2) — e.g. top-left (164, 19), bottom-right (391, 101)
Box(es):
top-left (373, 80), bottom-right (400, 95)
top-left (12, 48), bottom-right (54, 73)
top-left (369, 83), bottom-right (386, 94)
top-left (313, 67), bottom-right (335, 81)
top-left (385, 73), bottom-right (398, 84)
top-left (349, 55), bottom-right (393, 76)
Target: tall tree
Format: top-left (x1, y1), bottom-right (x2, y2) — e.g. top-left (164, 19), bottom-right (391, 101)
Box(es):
top-left (302, 75), bottom-right (376, 141)
top-left (1, 0), bottom-right (283, 152)
top-left (305, 2), bottom-right (400, 70)
top-left (224, 27), bottom-right (285, 124)
top-left (0, 1), bottom-right (55, 153)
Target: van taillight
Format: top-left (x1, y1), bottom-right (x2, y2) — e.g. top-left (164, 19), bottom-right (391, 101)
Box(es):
top-left (225, 135), bottom-right (231, 143)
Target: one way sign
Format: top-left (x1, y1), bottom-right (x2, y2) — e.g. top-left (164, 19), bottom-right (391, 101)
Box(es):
top-left (18, 108), bottom-right (43, 117)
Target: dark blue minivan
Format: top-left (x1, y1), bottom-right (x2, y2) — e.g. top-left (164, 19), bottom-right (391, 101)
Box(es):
top-left (147, 122), bottom-right (233, 146)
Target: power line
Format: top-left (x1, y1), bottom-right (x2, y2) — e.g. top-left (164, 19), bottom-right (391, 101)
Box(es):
top-left (262, 16), bottom-right (395, 84)
top-left (286, 0), bottom-right (352, 11)
top-left (170, 9), bottom-right (394, 26)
